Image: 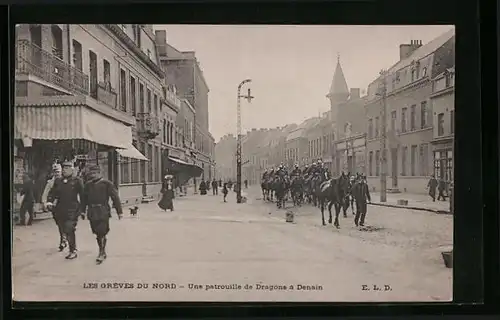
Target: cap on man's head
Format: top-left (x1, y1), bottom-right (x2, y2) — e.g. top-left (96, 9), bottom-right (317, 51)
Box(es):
top-left (62, 161), bottom-right (73, 167)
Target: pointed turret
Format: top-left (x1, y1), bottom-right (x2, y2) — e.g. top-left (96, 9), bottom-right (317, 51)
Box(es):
top-left (327, 54), bottom-right (350, 123)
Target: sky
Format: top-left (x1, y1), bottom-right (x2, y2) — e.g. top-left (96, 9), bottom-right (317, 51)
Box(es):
top-left (154, 25), bottom-right (454, 142)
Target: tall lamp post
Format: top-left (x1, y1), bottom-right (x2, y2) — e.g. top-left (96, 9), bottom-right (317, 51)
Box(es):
top-left (236, 79), bottom-right (254, 203)
top-left (377, 69), bottom-right (388, 202)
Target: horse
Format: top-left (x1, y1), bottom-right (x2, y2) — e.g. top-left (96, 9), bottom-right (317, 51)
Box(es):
top-left (310, 173), bottom-right (327, 208)
top-left (290, 176), bottom-right (304, 206)
top-left (261, 178), bottom-right (271, 201)
top-left (272, 175), bottom-right (288, 209)
top-left (317, 172), bottom-right (351, 227)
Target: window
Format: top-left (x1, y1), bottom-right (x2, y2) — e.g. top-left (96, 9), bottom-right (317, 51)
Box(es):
top-left (421, 101), bottom-right (428, 128)
top-left (410, 104), bottom-right (416, 130)
top-left (130, 76), bottom-right (136, 116)
top-left (438, 113), bottom-right (445, 136)
top-left (369, 151), bottom-right (373, 176)
top-left (391, 111), bottom-right (396, 132)
top-left (147, 49), bottom-right (151, 58)
top-left (163, 119), bottom-right (167, 143)
top-left (51, 25), bottom-right (63, 59)
top-left (131, 140), bottom-right (140, 183)
top-left (103, 59), bottom-right (111, 89)
top-left (120, 69), bottom-right (127, 112)
top-left (411, 69), bottom-right (416, 82)
top-left (375, 117), bottom-right (379, 137)
top-left (139, 83), bottom-right (144, 113)
top-left (419, 144), bottom-right (429, 176)
top-left (153, 94), bottom-right (158, 116)
top-left (375, 150), bottom-right (380, 176)
top-left (121, 157), bottom-right (130, 184)
top-left (72, 40), bottom-right (83, 71)
top-left (415, 63), bottom-right (420, 78)
top-left (368, 119), bottom-right (373, 139)
top-left (155, 146), bottom-right (160, 182)
top-left (139, 142), bottom-right (146, 183)
top-left (422, 67), bottom-right (427, 77)
top-left (401, 146), bottom-right (408, 176)
top-left (401, 107), bottom-right (407, 133)
top-left (450, 110), bottom-right (454, 134)
top-left (147, 89), bottom-right (151, 114)
top-left (411, 145), bottom-right (417, 176)
top-left (89, 50), bottom-right (98, 99)
top-left (170, 122), bottom-right (174, 145)
top-left (445, 72), bottom-right (451, 87)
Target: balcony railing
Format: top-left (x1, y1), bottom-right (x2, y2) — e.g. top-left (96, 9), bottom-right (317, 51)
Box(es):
top-left (16, 40), bottom-right (89, 95)
top-left (97, 82), bottom-right (117, 108)
top-left (137, 112), bottom-right (160, 139)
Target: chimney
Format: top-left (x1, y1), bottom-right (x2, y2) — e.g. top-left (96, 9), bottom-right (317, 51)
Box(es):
top-left (350, 88), bottom-right (360, 99)
top-left (399, 39), bottom-right (423, 60)
top-left (155, 30), bottom-right (167, 56)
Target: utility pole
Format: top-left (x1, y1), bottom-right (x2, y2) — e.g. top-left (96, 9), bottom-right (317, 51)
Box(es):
top-left (379, 69), bottom-right (388, 202)
top-left (236, 79), bottom-right (253, 204)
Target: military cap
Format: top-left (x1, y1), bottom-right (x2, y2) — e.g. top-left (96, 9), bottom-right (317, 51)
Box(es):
top-left (87, 165), bottom-right (101, 173)
top-left (62, 161), bottom-right (73, 167)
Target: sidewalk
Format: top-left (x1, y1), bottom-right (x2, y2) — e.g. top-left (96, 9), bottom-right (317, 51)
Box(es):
top-left (369, 192), bottom-right (451, 214)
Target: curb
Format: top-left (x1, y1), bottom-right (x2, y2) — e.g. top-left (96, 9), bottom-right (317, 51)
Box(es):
top-left (369, 202), bottom-right (451, 215)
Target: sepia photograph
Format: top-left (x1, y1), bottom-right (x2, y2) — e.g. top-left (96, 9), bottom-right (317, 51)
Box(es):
top-left (12, 24), bottom-right (455, 302)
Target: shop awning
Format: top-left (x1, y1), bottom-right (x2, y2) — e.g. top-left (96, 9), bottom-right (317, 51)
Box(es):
top-left (117, 145), bottom-right (149, 161)
top-left (15, 105), bottom-right (131, 149)
top-left (168, 156), bottom-right (203, 176)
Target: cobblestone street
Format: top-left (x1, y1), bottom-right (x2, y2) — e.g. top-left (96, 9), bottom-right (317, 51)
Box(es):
top-left (13, 187), bottom-right (452, 302)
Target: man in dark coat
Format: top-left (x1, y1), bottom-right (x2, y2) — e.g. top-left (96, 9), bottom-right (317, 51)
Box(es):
top-left (81, 165), bottom-right (123, 264)
top-left (244, 179), bottom-right (248, 188)
top-left (437, 177), bottom-right (447, 201)
top-left (199, 180), bottom-right (207, 195)
top-left (427, 175), bottom-right (438, 202)
top-left (19, 173), bottom-right (36, 226)
top-left (159, 175), bottom-right (175, 211)
top-left (218, 179), bottom-right (222, 188)
top-left (352, 174), bottom-right (371, 227)
top-left (212, 179), bottom-right (218, 195)
top-left (47, 161), bottom-right (84, 259)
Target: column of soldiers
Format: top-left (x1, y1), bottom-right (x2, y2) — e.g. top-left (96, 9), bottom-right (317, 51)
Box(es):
top-left (261, 160), bottom-right (372, 227)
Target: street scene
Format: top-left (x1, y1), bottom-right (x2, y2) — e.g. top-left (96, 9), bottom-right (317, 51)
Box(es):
top-left (13, 24), bottom-right (454, 302)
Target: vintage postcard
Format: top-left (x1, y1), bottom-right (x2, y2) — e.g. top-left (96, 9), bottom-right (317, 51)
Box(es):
top-left (12, 24), bottom-right (454, 302)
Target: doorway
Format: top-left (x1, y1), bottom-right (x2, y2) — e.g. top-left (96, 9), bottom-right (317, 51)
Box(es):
top-left (391, 148), bottom-right (398, 187)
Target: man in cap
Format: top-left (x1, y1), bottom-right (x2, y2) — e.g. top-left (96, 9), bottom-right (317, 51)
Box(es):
top-left (42, 163), bottom-right (68, 250)
top-left (47, 161), bottom-right (84, 259)
top-left (80, 165), bottom-right (123, 264)
top-left (351, 174), bottom-right (371, 227)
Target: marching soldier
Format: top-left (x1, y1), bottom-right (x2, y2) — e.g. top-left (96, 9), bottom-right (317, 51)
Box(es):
top-left (46, 161), bottom-right (84, 259)
top-left (262, 169), bottom-right (269, 181)
top-left (81, 165), bottom-right (123, 264)
top-left (352, 174), bottom-right (371, 227)
top-left (291, 164), bottom-right (301, 177)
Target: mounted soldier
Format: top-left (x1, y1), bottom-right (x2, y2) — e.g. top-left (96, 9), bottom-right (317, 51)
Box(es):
top-left (291, 163), bottom-right (302, 178)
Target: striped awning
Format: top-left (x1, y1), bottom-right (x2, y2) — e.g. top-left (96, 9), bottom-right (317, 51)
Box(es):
top-left (15, 105), bottom-right (131, 149)
top-left (117, 145), bottom-right (149, 161)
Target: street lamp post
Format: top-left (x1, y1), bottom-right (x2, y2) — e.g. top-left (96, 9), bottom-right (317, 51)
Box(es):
top-left (236, 79), bottom-right (254, 204)
top-left (378, 69), bottom-right (388, 202)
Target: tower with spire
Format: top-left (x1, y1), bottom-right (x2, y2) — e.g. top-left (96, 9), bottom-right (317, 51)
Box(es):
top-left (326, 53), bottom-right (350, 123)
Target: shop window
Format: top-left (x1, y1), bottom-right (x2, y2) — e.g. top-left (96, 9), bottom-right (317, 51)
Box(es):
top-left (121, 157), bottom-right (130, 184)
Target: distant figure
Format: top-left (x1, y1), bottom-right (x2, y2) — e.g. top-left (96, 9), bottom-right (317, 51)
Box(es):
top-left (219, 179), bottom-right (222, 187)
top-left (158, 175), bottom-right (175, 211)
top-left (437, 178), bottom-right (447, 201)
top-left (19, 173), bottom-right (35, 226)
top-left (427, 175), bottom-right (438, 202)
top-left (222, 183), bottom-right (229, 202)
top-left (244, 179), bottom-right (248, 188)
top-left (199, 180), bottom-right (207, 195)
top-left (206, 180), bottom-right (210, 191)
top-left (212, 179), bottom-right (218, 195)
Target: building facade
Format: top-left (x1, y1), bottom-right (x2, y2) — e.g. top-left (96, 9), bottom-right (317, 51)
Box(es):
top-left (214, 134), bottom-right (237, 182)
top-left (14, 24), bottom-right (166, 209)
top-left (364, 29), bottom-right (455, 194)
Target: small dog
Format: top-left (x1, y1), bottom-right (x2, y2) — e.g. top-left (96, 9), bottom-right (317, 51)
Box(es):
top-left (129, 206), bottom-right (139, 216)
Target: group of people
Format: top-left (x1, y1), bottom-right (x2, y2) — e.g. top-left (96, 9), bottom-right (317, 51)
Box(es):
top-left (18, 161), bottom-right (124, 264)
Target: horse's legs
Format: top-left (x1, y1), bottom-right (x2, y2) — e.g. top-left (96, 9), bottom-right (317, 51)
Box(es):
top-left (351, 197), bottom-right (355, 215)
top-left (328, 200), bottom-right (334, 224)
top-left (320, 198), bottom-right (326, 226)
top-left (334, 203), bottom-right (341, 229)
top-left (343, 198), bottom-right (348, 218)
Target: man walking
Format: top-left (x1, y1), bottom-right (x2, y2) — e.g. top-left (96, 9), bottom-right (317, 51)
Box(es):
top-left (47, 161), bottom-right (84, 259)
top-left (80, 165), bottom-right (123, 264)
top-left (43, 163), bottom-right (67, 250)
top-left (437, 177), bottom-right (447, 201)
top-left (19, 173), bottom-right (35, 226)
top-left (427, 175), bottom-right (438, 202)
top-left (212, 179), bottom-right (218, 195)
top-left (352, 174), bottom-right (371, 227)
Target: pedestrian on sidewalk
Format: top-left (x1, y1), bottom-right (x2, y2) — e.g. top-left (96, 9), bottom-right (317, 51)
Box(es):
top-left (219, 179), bottom-right (222, 188)
top-left (427, 175), bottom-right (438, 202)
top-left (80, 165), bottom-right (123, 265)
top-left (352, 174), bottom-right (371, 227)
top-left (212, 179), bottom-right (218, 195)
top-left (437, 177), bottom-right (447, 201)
top-left (46, 161), bottom-right (84, 260)
top-left (19, 173), bottom-right (35, 226)
top-left (244, 179), bottom-right (248, 189)
top-left (199, 180), bottom-right (207, 195)
top-left (222, 183), bottom-right (228, 202)
top-left (159, 175), bottom-right (175, 212)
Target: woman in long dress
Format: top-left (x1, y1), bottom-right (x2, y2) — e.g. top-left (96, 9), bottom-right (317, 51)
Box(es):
top-left (199, 180), bottom-right (207, 195)
top-left (158, 175), bottom-right (174, 211)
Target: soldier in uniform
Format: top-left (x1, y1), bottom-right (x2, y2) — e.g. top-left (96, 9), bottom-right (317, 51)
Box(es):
top-left (291, 164), bottom-right (302, 177)
top-left (46, 161), bottom-right (84, 259)
top-left (262, 169), bottom-right (269, 181)
top-left (352, 174), bottom-right (371, 227)
top-left (81, 165), bottom-right (123, 264)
